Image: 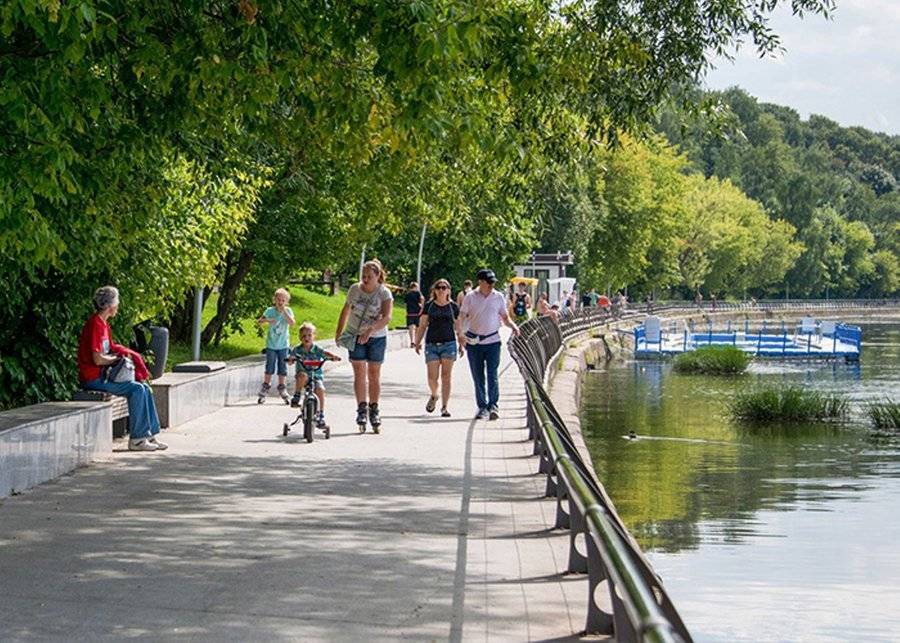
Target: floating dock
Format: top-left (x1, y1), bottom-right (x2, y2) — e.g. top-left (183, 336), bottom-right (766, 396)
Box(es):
top-left (634, 317), bottom-right (861, 360)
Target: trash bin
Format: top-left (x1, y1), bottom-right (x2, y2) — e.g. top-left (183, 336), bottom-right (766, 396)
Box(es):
top-left (148, 326), bottom-right (169, 379)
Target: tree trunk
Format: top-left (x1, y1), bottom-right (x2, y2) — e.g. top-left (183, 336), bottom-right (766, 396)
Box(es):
top-left (201, 249), bottom-right (254, 346)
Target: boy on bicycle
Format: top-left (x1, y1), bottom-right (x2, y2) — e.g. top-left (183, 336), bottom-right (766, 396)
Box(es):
top-left (288, 322), bottom-right (341, 429)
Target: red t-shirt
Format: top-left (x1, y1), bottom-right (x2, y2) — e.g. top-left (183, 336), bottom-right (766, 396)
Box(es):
top-left (77, 314), bottom-right (111, 382)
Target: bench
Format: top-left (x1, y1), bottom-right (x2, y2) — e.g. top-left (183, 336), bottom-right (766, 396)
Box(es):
top-left (72, 390), bottom-right (129, 438)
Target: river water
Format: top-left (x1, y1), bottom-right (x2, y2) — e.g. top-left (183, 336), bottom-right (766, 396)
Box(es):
top-left (579, 322), bottom-right (900, 642)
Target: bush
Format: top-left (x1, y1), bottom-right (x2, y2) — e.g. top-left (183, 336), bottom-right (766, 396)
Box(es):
top-left (867, 399), bottom-right (900, 430)
top-left (672, 345), bottom-right (750, 375)
top-left (729, 385), bottom-right (849, 423)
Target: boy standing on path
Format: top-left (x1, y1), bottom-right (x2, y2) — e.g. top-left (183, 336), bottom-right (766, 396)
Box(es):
top-left (457, 269), bottom-right (520, 420)
top-left (257, 288), bottom-right (296, 404)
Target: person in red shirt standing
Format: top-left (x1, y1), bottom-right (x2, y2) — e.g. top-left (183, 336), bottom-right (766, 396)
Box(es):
top-left (77, 286), bottom-right (165, 452)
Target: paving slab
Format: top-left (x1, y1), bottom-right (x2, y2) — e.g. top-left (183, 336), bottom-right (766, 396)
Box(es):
top-left (0, 335), bottom-right (598, 641)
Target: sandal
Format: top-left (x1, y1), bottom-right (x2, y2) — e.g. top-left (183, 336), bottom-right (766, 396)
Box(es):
top-left (441, 408), bottom-right (451, 418)
top-left (426, 395), bottom-right (438, 413)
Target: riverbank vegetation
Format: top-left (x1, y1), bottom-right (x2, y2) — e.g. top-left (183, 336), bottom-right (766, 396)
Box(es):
top-left (672, 346), bottom-right (750, 375)
top-left (867, 400), bottom-right (900, 430)
top-left (729, 386), bottom-right (849, 424)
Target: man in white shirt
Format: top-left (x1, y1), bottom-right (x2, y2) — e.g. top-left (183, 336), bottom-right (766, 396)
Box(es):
top-left (456, 269), bottom-right (520, 420)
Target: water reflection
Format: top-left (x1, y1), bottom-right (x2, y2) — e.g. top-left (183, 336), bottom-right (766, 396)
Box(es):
top-left (580, 323), bottom-right (900, 641)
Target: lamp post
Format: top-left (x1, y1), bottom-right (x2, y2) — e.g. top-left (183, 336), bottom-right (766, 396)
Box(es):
top-left (191, 286), bottom-right (203, 362)
top-left (416, 223), bottom-right (427, 288)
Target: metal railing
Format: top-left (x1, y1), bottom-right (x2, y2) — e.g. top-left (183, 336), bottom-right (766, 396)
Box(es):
top-left (649, 298), bottom-right (900, 313)
top-left (508, 311), bottom-right (691, 642)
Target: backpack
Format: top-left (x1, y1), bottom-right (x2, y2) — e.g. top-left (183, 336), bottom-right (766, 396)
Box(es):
top-left (513, 293), bottom-right (527, 316)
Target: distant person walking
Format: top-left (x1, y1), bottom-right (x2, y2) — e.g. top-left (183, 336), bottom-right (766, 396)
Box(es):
top-left (414, 278), bottom-right (460, 417)
top-left (335, 259), bottom-right (394, 432)
top-left (509, 282), bottom-right (532, 324)
top-left (456, 280), bottom-right (473, 308)
top-left (404, 282), bottom-right (424, 347)
top-left (457, 269), bottom-right (520, 420)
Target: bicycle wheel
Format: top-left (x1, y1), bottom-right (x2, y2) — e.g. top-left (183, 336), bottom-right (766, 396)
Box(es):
top-left (303, 397), bottom-right (315, 443)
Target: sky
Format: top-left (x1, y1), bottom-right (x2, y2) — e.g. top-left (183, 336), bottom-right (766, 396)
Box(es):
top-left (703, 0), bottom-right (900, 136)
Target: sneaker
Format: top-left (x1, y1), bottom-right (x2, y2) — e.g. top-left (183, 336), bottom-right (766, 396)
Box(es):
top-left (277, 384), bottom-right (290, 405)
top-left (148, 437), bottom-right (168, 450)
top-left (426, 395), bottom-right (438, 413)
top-left (316, 412), bottom-right (329, 429)
top-left (128, 438), bottom-right (159, 452)
top-left (368, 403), bottom-right (381, 427)
top-left (489, 409), bottom-right (500, 421)
top-left (441, 408), bottom-right (451, 418)
top-left (475, 408), bottom-right (489, 420)
top-left (290, 392), bottom-right (302, 408)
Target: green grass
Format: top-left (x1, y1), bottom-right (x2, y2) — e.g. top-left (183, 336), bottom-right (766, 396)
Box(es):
top-left (167, 285), bottom-right (408, 369)
top-left (867, 399), bottom-right (900, 430)
top-left (672, 345), bottom-right (751, 375)
top-left (729, 385), bottom-right (849, 424)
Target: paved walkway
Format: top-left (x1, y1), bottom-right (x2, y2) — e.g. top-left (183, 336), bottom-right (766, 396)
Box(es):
top-left (0, 338), bottom-right (591, 641)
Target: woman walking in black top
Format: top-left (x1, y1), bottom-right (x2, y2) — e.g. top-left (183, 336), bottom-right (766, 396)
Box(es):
top-left (414, 278), bottom-right (460, 417)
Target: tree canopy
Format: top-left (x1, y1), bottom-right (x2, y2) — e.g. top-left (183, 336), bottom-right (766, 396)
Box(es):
top-left (1, 0), bottom-right (843, 407)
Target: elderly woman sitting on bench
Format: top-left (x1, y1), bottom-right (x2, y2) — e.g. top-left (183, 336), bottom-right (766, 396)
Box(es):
top-left (77, 286), bottom-right (166, 452)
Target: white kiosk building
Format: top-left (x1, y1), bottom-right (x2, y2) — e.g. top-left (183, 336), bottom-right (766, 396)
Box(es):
top-left (513, 251), bottom-right (575, 305)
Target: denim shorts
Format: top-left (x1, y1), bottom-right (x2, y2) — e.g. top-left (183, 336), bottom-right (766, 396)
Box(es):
top-left (348, 335), bottom-right (387, 363)
top-left (425, 341), bottom-right (457, 363)
top-left (265, 348), bottom-right (289, 376)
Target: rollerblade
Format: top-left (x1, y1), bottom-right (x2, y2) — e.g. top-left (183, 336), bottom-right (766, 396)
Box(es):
top-left (368, 402), bottom-right (381, 435)
top-left (257, 382), bottom-right (270, 404)
top-left (277, 384), bottom-right (290, 405)
top-left (356, 402), bottom-right (368, 433)
top-left (290, 392), bottom-right (302, 408)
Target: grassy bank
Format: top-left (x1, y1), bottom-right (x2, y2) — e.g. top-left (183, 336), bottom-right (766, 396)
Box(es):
top-left (673, 345), bottom-right (750, 375)
top-left (729, 385), bottom-right (849, 423)
top-left (167, 286), bottom-right (407, 369)
top-left (867, 399), bottom-right (900, 430)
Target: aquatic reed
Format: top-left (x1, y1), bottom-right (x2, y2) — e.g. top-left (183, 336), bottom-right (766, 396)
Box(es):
top-left (729, 385), bottom-right (849, 423)
top-left (867, 399), bottom-right (900, 430)
top-left (673, 345), bottom-right (750, 375)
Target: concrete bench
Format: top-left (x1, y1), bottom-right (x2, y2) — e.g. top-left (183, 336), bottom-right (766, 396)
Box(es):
top-left (73, 390), bottom-right (129, 438)
top-left (0, 401), bottom-right (113, 498)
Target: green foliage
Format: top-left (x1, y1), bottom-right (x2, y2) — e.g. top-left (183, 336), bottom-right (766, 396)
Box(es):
top-left (729, 386), bottom-right (849, 424)
top-left (658, 87), bottom-right (900, 298)
top-left (672, 345), bottom-right (750, 375)
top-left (867, 399), bottom-right (900, 430)
top-left (0, 0), bottom-right (839, 407)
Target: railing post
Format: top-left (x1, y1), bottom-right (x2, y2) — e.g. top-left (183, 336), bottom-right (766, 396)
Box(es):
top-left (555, 470), bottom-right (570, 529)
top-left (568, 498), bottom-right (589, 573)
top-left (585, 533), bottom-right (614, 636)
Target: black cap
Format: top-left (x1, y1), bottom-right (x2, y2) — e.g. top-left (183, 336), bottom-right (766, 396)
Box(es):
top-left (476, 269), bottom-right (496, 283)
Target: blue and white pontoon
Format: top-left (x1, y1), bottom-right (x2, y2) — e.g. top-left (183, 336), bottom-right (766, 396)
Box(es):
top-left (634, 316), bottom-right (861, 361)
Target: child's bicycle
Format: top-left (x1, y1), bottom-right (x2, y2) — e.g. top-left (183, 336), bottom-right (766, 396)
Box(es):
top-left (283, 358), bottom-right (330, 443)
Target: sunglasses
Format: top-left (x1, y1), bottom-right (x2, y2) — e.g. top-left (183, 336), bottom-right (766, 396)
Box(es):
top-left (435, 284), bottom-right (449, 290)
